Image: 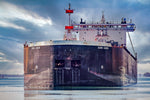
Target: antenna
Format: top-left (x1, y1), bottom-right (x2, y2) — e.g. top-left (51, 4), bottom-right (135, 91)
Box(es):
top-left (64, 3), bottom-right (75, 40)
top-left (65, 3), bottom-right (74, 32)
top-left (101, 11), bottom-right (105, 24)
top-left (65, 3), bottom-right (74, 26)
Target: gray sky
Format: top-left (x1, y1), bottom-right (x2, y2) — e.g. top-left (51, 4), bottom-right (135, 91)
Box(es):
top-left (0, 0), bottom-right (150, 74)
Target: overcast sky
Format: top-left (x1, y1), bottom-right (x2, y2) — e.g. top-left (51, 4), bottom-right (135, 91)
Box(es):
top-left (0, 0), bottom-right (150, 74)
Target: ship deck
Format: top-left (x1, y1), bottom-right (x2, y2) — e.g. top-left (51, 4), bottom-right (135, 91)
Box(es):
top-left (28, 40), bottom-right (112, 47)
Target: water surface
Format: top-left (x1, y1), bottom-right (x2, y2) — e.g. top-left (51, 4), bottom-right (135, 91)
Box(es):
top-left (0, 77), bottom-right (150, 100)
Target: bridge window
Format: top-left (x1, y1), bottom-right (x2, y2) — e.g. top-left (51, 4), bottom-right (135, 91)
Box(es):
top-left (71, 60), bottom-right (81, 68)
top-left (55, 60), bottom-right (65, 68)
top-left (74, 25), bottom-right (78, 28)
top-left (88, 25), bottom-right (92, 28)
top-left (118, 25), bottom-right (121, 28)
top-left (114, 26), bottom-right (117, 28)
top-left (127, 25), bottom-right (131, 28)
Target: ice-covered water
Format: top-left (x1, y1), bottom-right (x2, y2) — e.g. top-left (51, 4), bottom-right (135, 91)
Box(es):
top-left (0, 77), bottom-right (150, 100)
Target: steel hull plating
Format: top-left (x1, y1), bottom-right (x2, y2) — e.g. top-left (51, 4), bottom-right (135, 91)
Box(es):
top-left (24, 43), bottom-right (137, 90)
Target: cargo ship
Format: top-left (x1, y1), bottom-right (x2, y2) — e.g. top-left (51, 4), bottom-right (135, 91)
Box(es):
top-left (24, 4), bottom-right (137, 90)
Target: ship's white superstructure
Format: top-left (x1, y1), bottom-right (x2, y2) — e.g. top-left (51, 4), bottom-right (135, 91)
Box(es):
top-left (64, 6), bottom-right (136, 47)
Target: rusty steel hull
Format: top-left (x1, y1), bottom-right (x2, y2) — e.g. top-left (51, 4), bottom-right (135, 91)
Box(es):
top-left (24, 44), bottom-right (137, 90)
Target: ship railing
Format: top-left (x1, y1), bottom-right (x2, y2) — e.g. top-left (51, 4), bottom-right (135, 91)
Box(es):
top-left (71, 23), bottom-right (135, 32)
top-left (53, 40), bottom-right (112, 47)
top-left (28, 40), bottom-right (112, 47)
top-left (28, 41), bottom-right (53, 47)
top-left (72, 20), bottom-right (134, 25)
top-left (72, 27), bottom-right (135, 32)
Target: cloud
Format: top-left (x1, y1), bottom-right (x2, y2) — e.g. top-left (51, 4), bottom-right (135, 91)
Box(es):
top-left (0, 47), bottom-right (23, 74)
top-left (0, 1), bottom-right (52, 30)
top-left (127, 31), bottom-right (150, 61)
top-left (128, 0), bottom-right (150, 5)
top-left (0, 45), bottom-right (23, 74)
top-left (0, 58), bottom-right (12, 62)
top-left (0, 61), bottom-right (23, 74)
top-left (0, 20), bottom-right (26, 31)
top-left (0, 38), bottom-right (23, 63)
top-left (0, 52), bottom-right (5, 56)
top-left (138, 63), bottom-right (150, 74)
top-left (0, 1), bottom-right (62, 42)
top-left (0, 1), bottom-right (63, 75)
top-left (142, 58), bottom-right (150, 62)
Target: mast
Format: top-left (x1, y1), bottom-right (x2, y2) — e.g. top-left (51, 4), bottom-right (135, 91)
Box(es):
top-left (68, 3), bottom-right (71, 26)
top-left (64, 3), bottom-right (74, 40)
top-left (65, 3), bottom-right (74, 29)
top-left (101, 11), bottom-right (105, 24)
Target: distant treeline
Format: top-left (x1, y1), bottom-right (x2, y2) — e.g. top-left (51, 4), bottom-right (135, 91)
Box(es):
top-left (144, 72), bottom-right (150, 77)
top-left (0, 74), bottom-right (24, 78)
